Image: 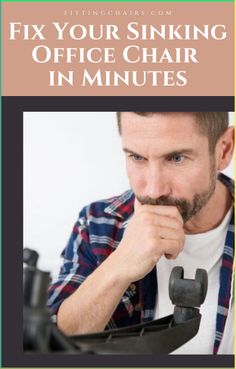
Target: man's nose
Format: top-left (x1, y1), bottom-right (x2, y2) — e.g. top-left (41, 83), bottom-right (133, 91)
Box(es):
top-left (145, 166), bottom-right (171, 199)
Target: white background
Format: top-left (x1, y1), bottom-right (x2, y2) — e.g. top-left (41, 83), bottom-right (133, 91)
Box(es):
top-left (23, 112), bottom-right (234, 276)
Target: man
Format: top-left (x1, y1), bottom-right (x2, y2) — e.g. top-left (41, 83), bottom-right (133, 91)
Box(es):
top-left (48, 112), bottom-right (234, 354)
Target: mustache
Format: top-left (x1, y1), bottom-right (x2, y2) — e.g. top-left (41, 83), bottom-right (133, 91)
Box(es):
top-left (136, 195), bottom-right (188, 208)
top-left (136, 195), bottom-right (192, 222)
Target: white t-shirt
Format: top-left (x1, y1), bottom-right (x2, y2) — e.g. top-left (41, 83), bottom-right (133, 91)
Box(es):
top-left (154, 207), bottom-right (234, 354)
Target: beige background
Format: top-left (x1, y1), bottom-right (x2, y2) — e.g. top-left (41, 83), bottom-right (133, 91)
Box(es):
top-left (3, 2), bottom-right (234, 96)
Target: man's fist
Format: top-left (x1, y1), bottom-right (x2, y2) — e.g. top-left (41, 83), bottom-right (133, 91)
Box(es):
top-left (113, 199), bottom-right (185, 283)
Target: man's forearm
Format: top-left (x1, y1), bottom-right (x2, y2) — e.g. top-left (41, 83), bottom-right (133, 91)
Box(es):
top-left (57, 252), bottom-right (130, 335)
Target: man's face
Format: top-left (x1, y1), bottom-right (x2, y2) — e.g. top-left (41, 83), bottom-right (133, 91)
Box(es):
top-left (120, 112), bottom-right (218, 222)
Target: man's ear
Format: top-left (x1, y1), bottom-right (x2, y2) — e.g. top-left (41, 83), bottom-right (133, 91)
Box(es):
top-left (216, 127), bottom-right (234, 171)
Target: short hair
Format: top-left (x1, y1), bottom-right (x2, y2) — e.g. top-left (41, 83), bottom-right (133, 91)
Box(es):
top-left (116, 112), bottom-right (229, 153)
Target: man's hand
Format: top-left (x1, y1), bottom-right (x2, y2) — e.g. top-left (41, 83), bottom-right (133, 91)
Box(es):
top-left (57, 199), bottom-right (185, 335)
top-left (114, 199), bottom-right (185, 283)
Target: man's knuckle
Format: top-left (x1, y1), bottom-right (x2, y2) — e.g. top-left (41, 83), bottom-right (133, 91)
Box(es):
top-left (169, 207), bottom-right (178, 216)
top-left (141, 213), bottom-right (151, 223)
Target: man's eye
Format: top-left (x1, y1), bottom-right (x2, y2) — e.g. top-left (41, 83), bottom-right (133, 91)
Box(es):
top-left (129, 154), bottom-right (143, 161)
top-left (170, 155), bottom-right (185, 163)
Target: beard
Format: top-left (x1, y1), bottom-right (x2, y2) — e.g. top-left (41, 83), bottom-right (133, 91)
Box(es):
top-left (136, 162), bottom-right (217, 223)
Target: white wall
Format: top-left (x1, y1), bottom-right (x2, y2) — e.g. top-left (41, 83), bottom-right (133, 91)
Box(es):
top-left (23, 112), bottom-right (234, 276)
top-left (24, 112), bottom-right (129, 275)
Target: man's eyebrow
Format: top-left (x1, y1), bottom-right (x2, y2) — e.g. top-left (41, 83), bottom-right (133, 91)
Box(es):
top-left (123, 148), bottom-right (195, 157)
top-left (164, 149), bottom-right (196, 157)
top-left (123, 148), bottom-right (144, 157)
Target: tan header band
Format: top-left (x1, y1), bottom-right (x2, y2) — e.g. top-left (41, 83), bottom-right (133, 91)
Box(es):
top-left (2, 2), bottom-right (234, 96)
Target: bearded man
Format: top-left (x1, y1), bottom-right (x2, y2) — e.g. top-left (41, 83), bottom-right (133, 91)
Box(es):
top-left (48, 112), bottom-right (234, 354)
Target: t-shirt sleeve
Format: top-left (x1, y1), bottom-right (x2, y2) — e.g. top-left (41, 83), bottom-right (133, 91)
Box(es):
top-left (47, 206), bottom-right (97, 315)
